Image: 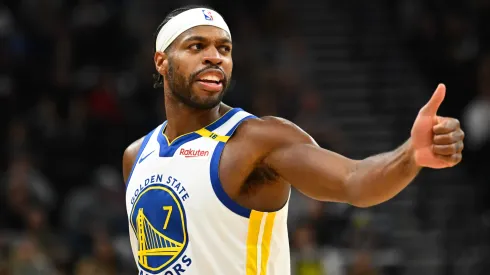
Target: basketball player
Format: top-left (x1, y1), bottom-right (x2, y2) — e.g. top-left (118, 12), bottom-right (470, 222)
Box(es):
top-left (123, 6), bottom-right (464, 275)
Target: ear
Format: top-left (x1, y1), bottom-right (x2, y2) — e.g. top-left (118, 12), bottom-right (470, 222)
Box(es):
top-left (154, 51), bottom-right (168, 77)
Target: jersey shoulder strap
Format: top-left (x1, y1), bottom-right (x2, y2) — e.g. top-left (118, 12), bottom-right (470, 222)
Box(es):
top-left (194, 108), bottom-right (256, 143)
top-left (214, 109), bottom-right (256, 136)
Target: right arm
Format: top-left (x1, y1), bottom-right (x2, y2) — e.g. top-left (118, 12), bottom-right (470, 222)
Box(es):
top-left (122, 137), bottom-right (144, 183)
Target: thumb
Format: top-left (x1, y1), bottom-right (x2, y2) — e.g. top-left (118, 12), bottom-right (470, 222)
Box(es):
top-left (419, 83), bottom-right (446, 116)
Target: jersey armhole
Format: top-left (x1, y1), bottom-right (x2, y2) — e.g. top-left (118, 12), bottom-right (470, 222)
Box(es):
top-left (125, 128), bottom-right (156, 189)
top-left (209, 115), bottom-right (256, 219)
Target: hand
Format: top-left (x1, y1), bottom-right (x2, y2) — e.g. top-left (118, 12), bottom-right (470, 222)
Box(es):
top-left (411, 84), bottom-right (465, 169)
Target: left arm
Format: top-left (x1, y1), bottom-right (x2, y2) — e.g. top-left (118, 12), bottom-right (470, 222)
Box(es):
top-left (261, 84), bottom-right (463, 207)
top-left (342, 139), bottom-right (422, 207)
top-left (262, 130), bottom-right (421, 207)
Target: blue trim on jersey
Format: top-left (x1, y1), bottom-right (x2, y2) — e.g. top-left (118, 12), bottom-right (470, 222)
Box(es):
top-left (210, 142), bottom-right (251, 218)
top-left (209, 114), bottom-right (257, 219)
top-left (158, 132), bottom-right (202, 157)
top-left (225, 115), bottom-right (256, 136)
top-left (125, 128), bottom-right (156, 189)
top-left (207, 108), bottom-right (242, 131)
top-left (156, 108), bottom-right (243, 157)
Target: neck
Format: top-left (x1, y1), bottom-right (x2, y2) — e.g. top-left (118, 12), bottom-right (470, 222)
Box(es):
top-left (163, 92), bottom-right (229, 142)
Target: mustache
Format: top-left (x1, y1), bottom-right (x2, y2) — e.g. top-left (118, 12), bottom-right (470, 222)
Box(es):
top-left (190, 66), bottom-right (228, 85)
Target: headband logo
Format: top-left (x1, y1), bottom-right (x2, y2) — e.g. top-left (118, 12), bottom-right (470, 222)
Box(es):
top-left (202, 10), bottom-right (213, 21)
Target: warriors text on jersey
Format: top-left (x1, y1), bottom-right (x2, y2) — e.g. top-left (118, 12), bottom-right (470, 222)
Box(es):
top-left (125, 108), bottom-right (291, 275)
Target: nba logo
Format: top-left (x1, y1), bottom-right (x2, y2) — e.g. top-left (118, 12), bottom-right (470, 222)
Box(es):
top-left (202, 9), bottom-right (213, 21)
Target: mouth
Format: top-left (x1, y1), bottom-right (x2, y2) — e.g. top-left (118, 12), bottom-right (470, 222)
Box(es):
top-left (195, 69), bottom-right (225, 92)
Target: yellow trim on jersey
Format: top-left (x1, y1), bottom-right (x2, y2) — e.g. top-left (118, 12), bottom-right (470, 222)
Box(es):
top-left (246, 211), bottom-right (264, 275)
top-left (161, 127), bottom-right (188, 146)
top-left (195, 128), bottom-right (230, 143)
top-left (161, 108), bottom-right (235, 145)
top-left (260, 213), bottom-right (276, 275)
top-left (246, 211), bottom-right (277, 275)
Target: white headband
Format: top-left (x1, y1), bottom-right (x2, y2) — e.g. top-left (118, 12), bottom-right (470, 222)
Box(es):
top-left (155, 8), bottom-right (231, 52)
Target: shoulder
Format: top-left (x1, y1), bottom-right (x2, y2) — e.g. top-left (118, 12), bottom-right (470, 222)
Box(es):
top-left (235, 116), bottom-right (317, 149)
top-left (122, 136), bottom-right (145, 183)
top-left (123, 137), bottom-right (145, 161)
top-left (225, 115), bottom-right (317, 166)
top-left (218, 115), bottom-right (316, 192)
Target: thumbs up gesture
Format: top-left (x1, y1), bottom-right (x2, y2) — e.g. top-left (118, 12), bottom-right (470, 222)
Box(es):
top-left (411, 84), bottom-right (465, 169)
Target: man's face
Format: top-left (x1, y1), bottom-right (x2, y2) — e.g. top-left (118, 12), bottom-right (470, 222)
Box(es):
top-left (156, 25), bottom-right (233, 109)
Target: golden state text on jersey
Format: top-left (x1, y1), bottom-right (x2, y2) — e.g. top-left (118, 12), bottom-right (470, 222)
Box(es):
top-left (130, 179), bottom-right (191, 274)
top-left (126, 109), bottom-right (292, 275)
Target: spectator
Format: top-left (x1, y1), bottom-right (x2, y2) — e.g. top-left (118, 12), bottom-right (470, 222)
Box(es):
top-left (291, 222), bottom-right (346, 275)
top-left (347, 251), bottom-right (377, 275)
top-left (74, 230), bottom-right (117, 275)
top-left (9, 237), bottom-right (57, 275)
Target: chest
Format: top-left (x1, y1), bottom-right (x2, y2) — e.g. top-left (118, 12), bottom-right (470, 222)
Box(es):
top-left (126, 137), bottom-right (222, 218)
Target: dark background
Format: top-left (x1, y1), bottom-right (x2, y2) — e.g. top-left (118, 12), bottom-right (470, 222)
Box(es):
top-left (0, 0), bottom-right (489, 274)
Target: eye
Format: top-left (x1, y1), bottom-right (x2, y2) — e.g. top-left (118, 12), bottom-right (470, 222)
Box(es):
top-left (220, 45), bottom-right (231, 53)
top-left (189, 43), bottom-right (204, 51)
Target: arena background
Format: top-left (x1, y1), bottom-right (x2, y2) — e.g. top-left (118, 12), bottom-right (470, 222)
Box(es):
top-left (0, 0), bottom-right (489, 274)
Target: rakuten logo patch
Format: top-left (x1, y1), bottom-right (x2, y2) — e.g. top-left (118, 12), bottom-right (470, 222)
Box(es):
top-left (179, 148), bottom-right (210, 158)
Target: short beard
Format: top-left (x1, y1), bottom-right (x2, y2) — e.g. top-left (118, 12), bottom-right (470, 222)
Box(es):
top-left (166, 60), bottom-right (230, 110)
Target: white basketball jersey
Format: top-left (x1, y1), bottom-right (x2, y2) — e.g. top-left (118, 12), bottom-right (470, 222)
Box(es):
top-left (125, 108), bottom-right (291, 275)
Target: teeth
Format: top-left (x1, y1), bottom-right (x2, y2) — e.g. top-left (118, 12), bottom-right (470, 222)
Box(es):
top-left (201, 75), bottom-right (220, 82)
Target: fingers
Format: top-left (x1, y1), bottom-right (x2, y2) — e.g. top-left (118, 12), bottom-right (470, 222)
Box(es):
top-left (433, 141), bottom-right (464, 155)
top-left (434, 153), bottom-right (462, 167)
top-left (432, 115), bottom-right (464, 167)
top-left (419, 84), bottom-right (446, 116)
top-left (433, 117), bottom-right (461, 135)
top-left (433, 130), bottom-right (465, 144)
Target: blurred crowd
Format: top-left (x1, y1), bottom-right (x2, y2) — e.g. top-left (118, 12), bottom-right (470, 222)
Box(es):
top-left (0, 0), bottom-right (488, 275)
top-left (398, 0), bottom-right (490, 220)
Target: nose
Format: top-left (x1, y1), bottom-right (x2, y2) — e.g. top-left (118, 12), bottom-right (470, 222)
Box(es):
top-left (202, 47), bottom-right (223, 66)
